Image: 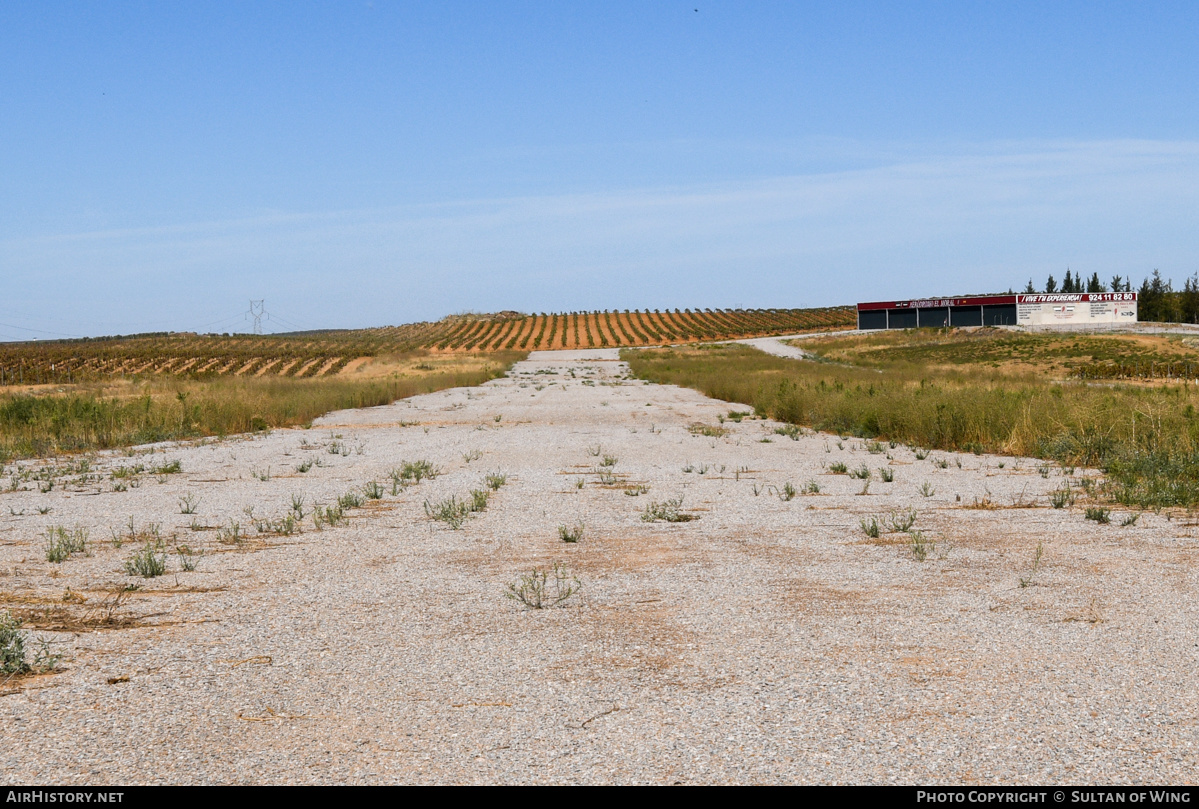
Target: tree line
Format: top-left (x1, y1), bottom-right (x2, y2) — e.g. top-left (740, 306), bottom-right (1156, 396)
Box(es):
top-left (1023, 269), bottom-right (1199, 323)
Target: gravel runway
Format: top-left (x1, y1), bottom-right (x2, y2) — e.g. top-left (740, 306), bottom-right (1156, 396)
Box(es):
top-left (2, 348), bottom-right (1196, 784)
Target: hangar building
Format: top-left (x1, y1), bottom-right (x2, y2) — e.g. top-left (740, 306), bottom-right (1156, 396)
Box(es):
top-left (856, 293), bottom-right (1138, 330)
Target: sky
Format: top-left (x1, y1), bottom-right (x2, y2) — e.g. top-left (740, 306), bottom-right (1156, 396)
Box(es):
top-left (2, 2), bottom-right (1198, 339)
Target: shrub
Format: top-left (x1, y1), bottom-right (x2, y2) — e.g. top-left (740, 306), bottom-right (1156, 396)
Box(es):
top-left (1, 609), bottom-right (59, 676)
top-left (505, 564), bottom-right (580, 609)
top-left (641, 497), bottom-right (696, 523)
top-left (558, 521), bottom-right (585, 543)
top-left (1049, 484), bottom-right (1075, 509)
top-left (888, 509), bottom-right (917, 532)
top-left (1085, 507), bottom-right (1111, 524)
top-left (45, 526), bottom-right (87, 563)
top-left (908, 530), bottom-right (934, 562)
top-left (469, 489), bottom-right (490, 513)
top-left (424, 496), bottom-right (471, 529)
top-left (125, 541), bottom-right (167, 578)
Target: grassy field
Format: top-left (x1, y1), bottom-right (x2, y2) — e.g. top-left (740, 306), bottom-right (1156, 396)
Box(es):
top-left (0, 352), bottom-right (523, 461)
top-left (625, 329), bottom-right (1199, 509)
top-left (802, 327), bottom-right (1199, 381)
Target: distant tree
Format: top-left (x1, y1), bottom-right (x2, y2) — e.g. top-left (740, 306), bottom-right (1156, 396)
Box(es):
top-left (1024, 278), bottom-right (1036, 293)
top-left (1110, 275), bottom-right (1124, 294)
top-left (1182, 274), bottom-right (1199, 325)
top-left (1063, 270), bottom-right (1075, 293)
top-left (1138, 270), bottom-right (1172, 322)
top-left (1045, 275), bottom-right (1057, 293)
top-left (1087, 272), bottom-right (1105, 293)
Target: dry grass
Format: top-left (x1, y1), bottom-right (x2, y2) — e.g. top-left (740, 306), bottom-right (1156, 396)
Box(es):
top-left (626, 337), bottom-right (1199, 509)
top-left (0, 352), bottom-right (523, 460)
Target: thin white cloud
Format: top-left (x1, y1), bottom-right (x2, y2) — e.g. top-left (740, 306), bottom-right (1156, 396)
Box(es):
top-left (4, 139), bottom-right (1198, 335)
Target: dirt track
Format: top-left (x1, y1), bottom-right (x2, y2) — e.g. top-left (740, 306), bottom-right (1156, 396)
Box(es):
top-left (2, 348), bottom-right (1196, 784)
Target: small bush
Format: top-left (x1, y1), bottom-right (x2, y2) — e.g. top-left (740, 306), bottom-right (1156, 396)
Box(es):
top-left (424, 496), bottom-right (471, 529)
top-left (1120, 512), bottom-right (1140, 527)
top-left (779, 482), bottom-right (797, 501)
top-left (860, 516), bottom-right (881, 538)
top-left (125, 541), bottom-right (167, 578)
top-left (803, 479), bottom-right (820, 494)
top-left (774, 424), bottom-right (801, 440)
top-left (176, 545), bottom-right (200, 572)
top-left (469, 489), bottom-right (490, 513)
top-left (888, 509), bottom-right (917, 532)
top-left (558, 521), bottom-right (585, 543)
top-left (829, 461), bottom-right (848, 474)
top-left (362, 480), bottom-right (384, 500)
top-left (399, 459), bottom-right (440, 483)
top-left (919, 481), bottom-right (936, 498)
top-left (485, 471), bottom-right (508, 490)
top-left (505, 563), bottom-right (580, 609)
top-left (641, 497), bottom-right (696, 523)
top-left (1, 609), bottom-right (59, 676)
top-left (338, 491), bottom-right (363, 510)
top-left (909, 530), bottom-right (934, 562)
top-left (879, 467), bottom-right (895, 482)
top-left (1085, 507), bottom-right (1111, 524)
top-left (1050, 485), bottom-right (1075, 509)
top-left (45, 526), bottom-right (87, 563)
top-left (217, 521), bottom-right (243, 544)
top-left (849, 464), bottom-right (871, 480)
top-left (178, 493), bottom-right (200, 514)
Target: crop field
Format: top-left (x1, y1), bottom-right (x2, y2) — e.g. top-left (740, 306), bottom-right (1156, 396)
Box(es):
top-left (626, 328), bottom-right (1199, 509)
top-left (0, 307), bottom-right (852, 386)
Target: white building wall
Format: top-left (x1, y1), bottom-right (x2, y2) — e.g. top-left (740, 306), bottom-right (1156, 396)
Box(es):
top-left (1016, 294), bottom-right (1138, 326)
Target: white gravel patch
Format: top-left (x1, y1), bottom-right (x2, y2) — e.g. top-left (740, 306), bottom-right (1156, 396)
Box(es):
top-left (1, 347), bottom-right (1197, 784)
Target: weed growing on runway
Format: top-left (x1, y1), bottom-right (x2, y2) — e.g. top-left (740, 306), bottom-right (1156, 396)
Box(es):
top-left (505, 563), bottom-right (580, 609)
top-left (558, 521), bottom-right (585, 543)
top-left (45, 526), bottom-right (88, 563)
top-left (1, 610), bottom-right (60, 676)
top-left (125, 541), bottom-right (167, 578)
top-left (641, 497), bottom-right (696, 523)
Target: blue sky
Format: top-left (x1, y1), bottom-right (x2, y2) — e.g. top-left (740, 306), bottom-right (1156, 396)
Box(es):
top-left (3, 2), bottom-right (1198, 338)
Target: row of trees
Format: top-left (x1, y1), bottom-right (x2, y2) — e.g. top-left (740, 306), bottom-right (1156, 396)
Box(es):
top-left (1023, 270), bottom-right (1199, 324)
top-left (1023, 270), bottom-right (1134, 295)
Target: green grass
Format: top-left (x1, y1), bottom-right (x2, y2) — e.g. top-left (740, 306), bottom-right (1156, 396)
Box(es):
top-left (624, 340), bottom-right (1199, 510)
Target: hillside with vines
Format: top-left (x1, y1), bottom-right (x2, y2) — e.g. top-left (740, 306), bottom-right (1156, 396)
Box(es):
top-left (0, 307), bottom-right (853, 385)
